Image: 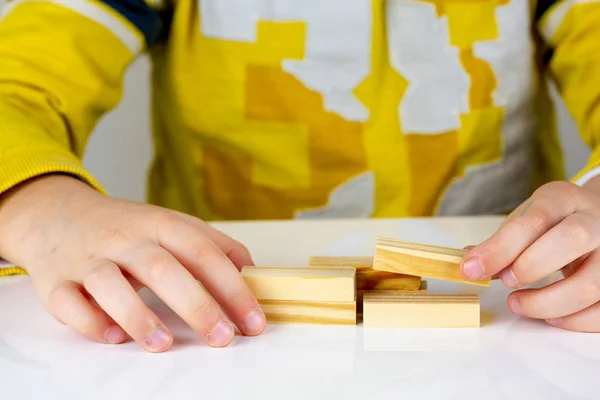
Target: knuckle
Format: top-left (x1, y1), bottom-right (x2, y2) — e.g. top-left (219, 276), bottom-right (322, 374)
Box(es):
top-left (513, 207), bottom-right (551, 238)
top-left (84, 263), bottom-right (118, 288)
top-left (234, 241), bottom-right (250, 256)
top-left (96, 228), bottom-right (133, 244)
top-left (47, 282), bottom-right (71, 310)
top-left (579, 275), bottom-right (600, 304)
top-left (191, 241), bottom-right (223, 268)
top-left (191, 300), bottom-right (212, 318)
top-left (229, 285), bottom-right (249, 305)
top-left (533, 181), bottom-right (581, 210)
top-left (189, 300), bottom-right (222, 330)
top-left (563, 216), bottom-right (594, 244)
top-left (147, 256), bottom-right (176, 282)
top-left (526, 209), bottom-right (551, 237)
top-left (154, 211), bottom-right (182, 235)
top-left (536, 181), bottom-right (576, 197)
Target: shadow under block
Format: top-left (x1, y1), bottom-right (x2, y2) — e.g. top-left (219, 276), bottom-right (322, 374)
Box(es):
top-left (372, 238), bottom-right (491, 287)
top-left (362, 293), bottom-right (480, 328)
top-left (241, 266), bottom-right (356, 302)
top-left (258, 299), bottom-right (357, 325)
top-left (308, 256), bottom-right (422, 291)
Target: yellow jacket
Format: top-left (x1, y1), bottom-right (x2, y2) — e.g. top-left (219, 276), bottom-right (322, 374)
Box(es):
top-left (0, 0), bottom-right (598, 225)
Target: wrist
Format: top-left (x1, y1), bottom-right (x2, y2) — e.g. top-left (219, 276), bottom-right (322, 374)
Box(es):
top-left (0, 174), bottom-right (101, 263)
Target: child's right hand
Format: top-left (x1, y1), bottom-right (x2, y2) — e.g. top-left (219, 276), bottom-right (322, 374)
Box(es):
top-left (0, 174), bottom-right (266, 352)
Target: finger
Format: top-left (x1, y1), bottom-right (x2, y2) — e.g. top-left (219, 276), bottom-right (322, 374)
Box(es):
top-left (83, 260), bottom-right (174, 353)
top-left (545, 301), bottom-right (600, 333)
top-left (122, 270), bottom-right (146, 292)
top-left (500, 211), bottom-right (600, 287)
top-left (506, 250), bottom-right (600, 319)
top-left (562, 253), bottom-right (590, 279)
top-left (461, 182), bottom-right (584, 281)
top-left (120, 244), bottom-right (238, 347)
top-left (85, 272), bottom-right (145, 311)
top-left (158, 218), bottom-right (266, 337)
top-left (173, 211), bottom-right (254, 269)
top-left (47, 281), bottom-right (126, 345)
top-left (463, 245), bottom-right (500, 279)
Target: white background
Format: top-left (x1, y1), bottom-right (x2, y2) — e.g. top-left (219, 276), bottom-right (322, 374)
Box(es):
top-left (0, 0), bottom-right (591, 202)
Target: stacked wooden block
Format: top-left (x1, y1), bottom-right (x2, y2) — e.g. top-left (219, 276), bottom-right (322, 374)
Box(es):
top-left (240, 236), bottom-right (490, 328)
top-left (241, 266), bottom-right (358, 325)
top-left (306, 255), bottom-right (426, 314)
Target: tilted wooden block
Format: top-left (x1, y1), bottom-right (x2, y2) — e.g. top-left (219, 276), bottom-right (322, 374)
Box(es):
top-left (362, 293), bottom-right (480, 328)
top-left (372, 237), bottom-right (491, 287)
top-left (258, 299), bottom-right (356, 325)
top-left (241, 266), bottom-right (356, 302)
top-left (308, 255), bottom-right (422, 291)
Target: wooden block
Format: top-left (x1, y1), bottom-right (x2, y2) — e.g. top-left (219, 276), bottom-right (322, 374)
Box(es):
top-left (357, 269), bottom-right (421, 291)
top-left (357, 281), bottom-right (428, 313)
top-left (363, 293), bottom-right (480, 328)
top-left (308, 255), bottom-right (422, 291)
top-left (258, 299), bottom-right (356, 325)
top-left (372, 237), bottom-right (491, 287)
top-left (241, 266), bottom-right (356, 302)
top-left (308, 256), bottom-right (373, 269)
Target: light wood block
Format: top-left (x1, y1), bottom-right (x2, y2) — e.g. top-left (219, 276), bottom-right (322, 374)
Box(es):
top-left (308, 255), bottom-right (422, 291)
top-left (357, 269), bottom-right (421, 291)
top-left (357, 281), bottom-right (428, 313)
top-left (241, 266), bottom-right (356, 302)
top-left (258, 299), bottom-right (356, 325)
top-left (372, 237), bottom-right (491, 287)
top-left (309, 256), bottom-right (373, 269)
top-left (363, 293), bottom-right (480, 328)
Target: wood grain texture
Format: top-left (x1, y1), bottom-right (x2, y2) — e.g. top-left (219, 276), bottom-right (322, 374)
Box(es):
top-left (363, 293), bottom-right (480, 328)
top-left (258, 299), bottom-right (356, 325)
top-left (372, 237), bottom-right (491, 287)
top-left (308, 255), bottom-right (422, 291)
top-left (241, 266), bottom-right (356, 302)
top-left (308, 256), bottom-right (373, 269)
top-left (357, 269), bottom-right (421, 291)
top-left (357, 282), bottom-right (428, 313)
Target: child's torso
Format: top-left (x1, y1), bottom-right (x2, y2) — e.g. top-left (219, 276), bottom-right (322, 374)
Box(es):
top-left (148, 0), bottom-right (563, 220)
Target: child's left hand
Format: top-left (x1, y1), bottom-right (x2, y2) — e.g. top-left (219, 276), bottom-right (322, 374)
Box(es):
top-left (460, 180), bottom-right (600, 332)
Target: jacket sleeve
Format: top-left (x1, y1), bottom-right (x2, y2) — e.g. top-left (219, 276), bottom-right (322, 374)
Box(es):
top-left (0, 0), bottom-right (168, 196)
top-left (536, 0), bottom-right (600, 186)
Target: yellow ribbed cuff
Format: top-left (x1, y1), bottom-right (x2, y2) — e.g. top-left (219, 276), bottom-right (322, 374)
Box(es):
top-left (0, 145), bottom-right (106, 196)
top-left (572, 147), bottom-right (600, 187)
top-left (0, 266), bottom-right (27, 277)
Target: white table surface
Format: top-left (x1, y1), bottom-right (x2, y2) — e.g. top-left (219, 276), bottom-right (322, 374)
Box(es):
top-left (1, 216), bottom-right (600, 399)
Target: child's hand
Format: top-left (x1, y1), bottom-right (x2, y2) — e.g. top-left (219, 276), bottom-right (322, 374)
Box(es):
top-left (0, 175), bottom-right (266, 352)
top-left (461, 181), bottom-right (600, 332)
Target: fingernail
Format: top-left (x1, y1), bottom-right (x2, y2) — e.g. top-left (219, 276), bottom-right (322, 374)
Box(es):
top-left (145, 326), bottom-right (171, 351)
top-left (242, 308), bottom-right (266, 334)
top-left (208, 320), bottom-right (234, 347)
top-left (104, 325), bottom-right (125, 344)
top-left (500, 268), bottom-right (519, 288)
top-left (508, 295), bottom-right (521, 315)
top-left (462, 257), bottom-right (485, 280)
top-left (546, 318), bottom-right (562, 326)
